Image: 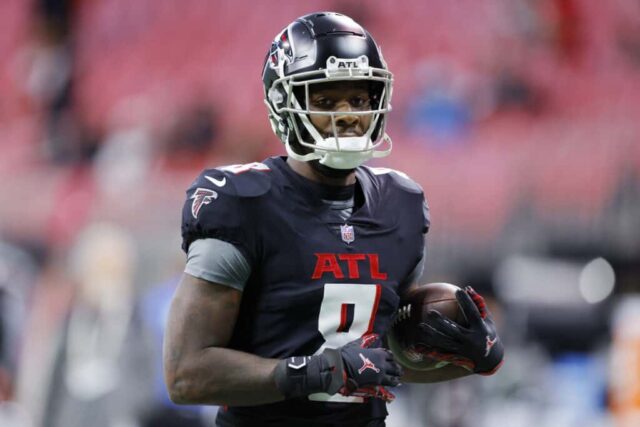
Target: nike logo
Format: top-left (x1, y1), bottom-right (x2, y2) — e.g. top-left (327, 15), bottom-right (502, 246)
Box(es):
top-left (485, 336), bottom-right (498, 357)
top-left (205, 175), bottom-right (226, 187)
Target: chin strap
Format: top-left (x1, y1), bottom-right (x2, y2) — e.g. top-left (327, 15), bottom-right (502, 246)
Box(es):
top-left (285, 134), bottom-right (392, 170)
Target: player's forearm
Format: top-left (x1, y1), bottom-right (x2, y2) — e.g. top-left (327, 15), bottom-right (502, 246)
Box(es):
top-left (165, 346), bottom-right (283, 406)
top-left (401, 364), bottom-right (472, 383)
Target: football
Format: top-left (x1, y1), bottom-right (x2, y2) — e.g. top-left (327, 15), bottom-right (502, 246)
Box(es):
top-left (388, 282), bottom-right (467, 370)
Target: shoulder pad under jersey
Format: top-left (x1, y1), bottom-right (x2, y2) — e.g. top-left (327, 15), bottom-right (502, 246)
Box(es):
top-left (195, 162), bottom-right (273, 198)
top-left (363, 166), bottom-right (424, 194)
top-left (362, 166), bottom-right (430, 232)
top-left (181, 162), bottom-right (272, 254)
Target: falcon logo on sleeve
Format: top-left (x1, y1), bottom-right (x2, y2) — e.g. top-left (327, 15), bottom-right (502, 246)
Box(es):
top-left (190, 188), bottom-right (218, 218)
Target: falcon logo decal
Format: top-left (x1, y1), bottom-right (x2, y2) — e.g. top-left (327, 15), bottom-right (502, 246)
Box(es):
top-left (190, 187), bottom-right (218, 218)
top-left (268, 29), bottom-right (294, 69)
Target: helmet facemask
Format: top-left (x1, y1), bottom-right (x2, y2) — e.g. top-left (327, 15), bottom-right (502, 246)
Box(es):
top-left (265, 55), bottom-right (393, 170)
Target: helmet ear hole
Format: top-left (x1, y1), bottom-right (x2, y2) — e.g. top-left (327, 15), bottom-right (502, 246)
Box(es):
top-left (268, 87), bottom-right (286, 106)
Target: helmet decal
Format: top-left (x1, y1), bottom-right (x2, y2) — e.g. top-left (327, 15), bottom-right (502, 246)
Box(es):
top-left (326, 56), bottom-right (369, 73)
top-left (269, 29), bottom-right (294, 74)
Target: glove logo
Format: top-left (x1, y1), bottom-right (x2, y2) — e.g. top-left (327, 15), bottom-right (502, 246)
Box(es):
top-left (484, 336), bottom-right (497, 357)
top-left (357, 353), bottom-right (380, 374)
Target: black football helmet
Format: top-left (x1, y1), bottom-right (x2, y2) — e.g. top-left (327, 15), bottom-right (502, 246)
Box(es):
top-left (262, 12), bottom-right (393, 169)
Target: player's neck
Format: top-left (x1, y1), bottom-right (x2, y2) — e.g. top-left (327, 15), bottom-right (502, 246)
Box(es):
top-left (286, 158), bottom-right (356, 186)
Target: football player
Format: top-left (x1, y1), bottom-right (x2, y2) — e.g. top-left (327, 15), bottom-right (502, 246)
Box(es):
top-left (163, 12), bottom-right (503, 427)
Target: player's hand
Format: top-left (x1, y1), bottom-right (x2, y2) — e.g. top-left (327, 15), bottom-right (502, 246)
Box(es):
top-left (274, 334), bottom-right (402, 402)
top-left (332, 334), bottom-right (402, 402)
top-left (418, 287), bottom-right (504, 375)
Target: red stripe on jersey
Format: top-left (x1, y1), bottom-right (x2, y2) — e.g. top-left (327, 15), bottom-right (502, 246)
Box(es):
top-left (336, 303), bottom-right (354, 332)
top-left (337, 304), bottom-right (349, 332)
top-left (365, 284), bottom-right (382, 334)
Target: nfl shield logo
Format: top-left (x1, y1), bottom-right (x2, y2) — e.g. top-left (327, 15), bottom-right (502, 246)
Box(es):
top-left (340, 224), bottom-right (355, 244)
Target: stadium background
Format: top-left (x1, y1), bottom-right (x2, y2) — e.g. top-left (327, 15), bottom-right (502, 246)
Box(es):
top-left (1, 0), bottom-right (639, 426)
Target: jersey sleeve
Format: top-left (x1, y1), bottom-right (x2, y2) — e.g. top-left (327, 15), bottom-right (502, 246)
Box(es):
top-left (399, 196), bottom-right (429, 295)
top-left (422, 197), bottom-right (431, 234)
top-left (393, 169), bottom-right (430, 234)
top-left (180, 167), bottom-right (270, 264)
top-left (398, 238), bottom-right (427, 296)
top-left (185, 238), bottom-right (251, 290)
top-left (367, 166), bottom-right (431, 233)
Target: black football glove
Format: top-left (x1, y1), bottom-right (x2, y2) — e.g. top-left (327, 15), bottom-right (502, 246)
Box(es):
top-left (274, 334), bottom-right (402, 402)
top-left (335, 334), bottom-right (402, 401)
top-left (418, 287), bottom-right (504, 375)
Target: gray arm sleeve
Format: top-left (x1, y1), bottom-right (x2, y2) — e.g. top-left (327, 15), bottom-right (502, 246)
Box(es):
top-left (184, 238), bottom-right (252, 291)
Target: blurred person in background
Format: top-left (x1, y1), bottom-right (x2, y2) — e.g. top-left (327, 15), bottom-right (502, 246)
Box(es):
top-left (163, 12), bottom-right (503, 427)
top-left (160, 98), bottom-right (220, 171)
top-left (0, 241), bottom-right (41, 427)
top-left (405, 58), bottom-right (475, 143)
top-left (17, 223), bottom-right (155, 427)
top-left (20, 0), bottom-right (99, 165)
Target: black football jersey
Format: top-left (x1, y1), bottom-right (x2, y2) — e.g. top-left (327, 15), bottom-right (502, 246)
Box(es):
top-left (181, 156), bottom-right (429, 426)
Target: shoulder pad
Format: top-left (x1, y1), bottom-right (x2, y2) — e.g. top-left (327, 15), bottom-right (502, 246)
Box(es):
top-left (362, 166), bottom-right (430, 232)
top-left (364, 166), bottom-right (424, 194)
top-left (191, 162), bottom-right (272, 198)
top-left (181, 162), bottom-right (271, 254)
